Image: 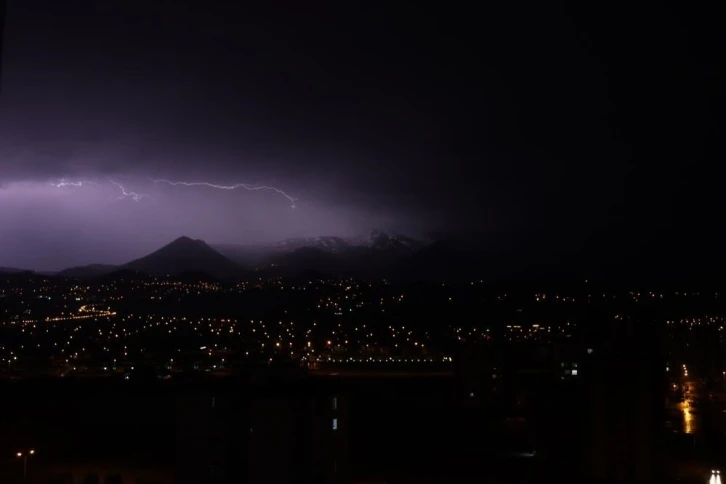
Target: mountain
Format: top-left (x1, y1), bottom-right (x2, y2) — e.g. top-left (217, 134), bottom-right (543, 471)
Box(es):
top-left (270, 230), bottom-right (425, 254)
top-left (54, 231), bottom-right (430, 281)
top-left (260, 231), bottom-right (428, 278)
top-left (58, 264), bottom-right (118, 278)
top-left (265, 247), bottom-right (343, 275)
top-left (96, 268), bottom-right (151, 283)
top-left (274, 236), bottom-right (351, 252)
top-left (218, 231), bottom-right (424, 260)
top-left (215, 230), bottom-right (428, 278)
top-left (212, 244), bottom-right (274, 268)
top-left (397, 240), bottom-right (478, 281)
top-left (359, 230), bottom-right (425, 252)
top-left (0, 267), bottom-right (33, 274)
top-left (122, 236), bottom-right (244, 279)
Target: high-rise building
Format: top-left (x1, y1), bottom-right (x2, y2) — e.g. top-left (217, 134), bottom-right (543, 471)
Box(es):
top-left (582, 316), bottom-right (666, 483)
top-left (175, 385), bottom-right (349, 484)
top-left (248, 393), bottom-right (349, 484)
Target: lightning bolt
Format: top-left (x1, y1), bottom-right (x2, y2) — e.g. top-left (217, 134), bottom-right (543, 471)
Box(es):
top-left (55, 180), bottom-right (83, 187)
top-left (150, 178), bottom-right (297, 209)
top-left (108, 179), bottom-right (147, 202)
top-left (55, 179), bottom-right (98, 188)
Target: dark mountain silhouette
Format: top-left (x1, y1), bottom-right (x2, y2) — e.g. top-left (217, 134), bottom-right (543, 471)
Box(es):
top-left (217, 230), bottom-right (424, 265)
top-left (353, 230), bottom-right (425, 252)
top-left (274, 235), bottom-right (351, 252)
top-left (260, 245), bottom-right (426, 279)
top-left (213, 244), bottom-right (273, 268)
top-left (398, 240), bottom-right (477, 281)
top-left (0, 267), bottom-right (33, 274)
top-left (272, 230), bottom-right (425, 253)
top-left (53, 231), bottom-right (472, 281)
top-left (122, 236), bottom-right (243, 279)
top-left (96, 268), bottom-right (152, 283)
top-left (219, 230), bottom-right (428, 278)
top-left (58, 264), bottom-right (118, 278)
top-left (265, 247), bottom-right (341, 276)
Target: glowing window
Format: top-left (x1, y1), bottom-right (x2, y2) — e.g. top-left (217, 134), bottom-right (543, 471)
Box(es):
top-left (332, 418), bottom-right (338, 430)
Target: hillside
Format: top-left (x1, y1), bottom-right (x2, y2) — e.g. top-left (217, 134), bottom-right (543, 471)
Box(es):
top-left (122, 236), bottom-right (244, 279)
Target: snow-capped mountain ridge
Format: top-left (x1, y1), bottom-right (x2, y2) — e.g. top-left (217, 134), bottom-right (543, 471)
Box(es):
top-left (275, 230), bottom-right (424, 253)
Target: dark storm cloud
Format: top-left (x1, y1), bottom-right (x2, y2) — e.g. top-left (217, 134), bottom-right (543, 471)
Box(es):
top-left (0, 0), bottom-right (722, 271)
top-left (1, 0), bottom-right (468, 240)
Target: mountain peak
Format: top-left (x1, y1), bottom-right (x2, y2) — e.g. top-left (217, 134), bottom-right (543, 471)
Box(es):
top-left (123, 236), bottom-right (243, 278)
top-left (168, 236), bottom-right (205, 247)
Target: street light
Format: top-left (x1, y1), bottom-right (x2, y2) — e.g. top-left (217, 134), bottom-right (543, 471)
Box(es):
top-left (16, 449), bottom-right (35, 481)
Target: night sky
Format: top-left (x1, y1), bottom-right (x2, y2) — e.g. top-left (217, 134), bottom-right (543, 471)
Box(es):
top-left (0, 0), bottom-right (722, 274)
